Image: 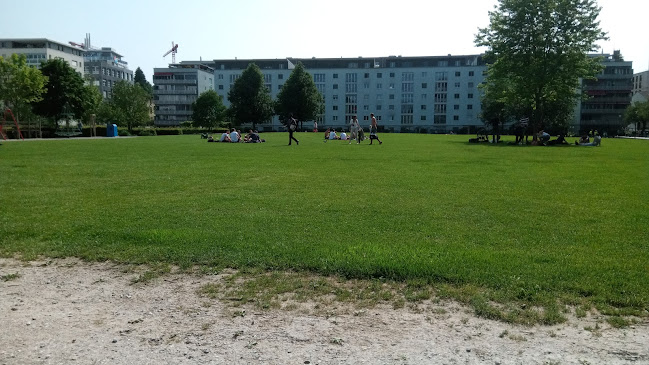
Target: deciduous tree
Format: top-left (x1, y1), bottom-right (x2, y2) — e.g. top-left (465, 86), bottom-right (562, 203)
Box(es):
top-left (624, 101), bottom-right (649, 135)
top-left (475, 0), bottom-right (607, 140)
top-left (274, 62), bottom-right (323, 129)
top-left (104, 81), bottom-right (151, 131)
top-left (191, 90), bottom-right (226, 131)
top-left (227, 63), bottom-right (274, 129)
top-left (0, 54), bottom-right (48, 131)
top-left (34, 58), bottom-right (87, 120)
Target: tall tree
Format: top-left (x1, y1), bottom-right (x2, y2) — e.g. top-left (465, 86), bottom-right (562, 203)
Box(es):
top-left (191, 90), bottom-right (226, 131)
top-left (475, 0), bottom-right (607, 140)
top-left (34, 58), bottom-right (87, 120)
top-left (0, 54), bottom-right (48, 130)
top-left (624, 101), bottom-right (649, 135)
top-left (134, 67), bottom-right (153, 96)
top-left (227, 63), bottom-right (274, 129)
top-left (105, 81), bottom-right (151, 131)
top-left (274, 62), bottom-right (323, 129)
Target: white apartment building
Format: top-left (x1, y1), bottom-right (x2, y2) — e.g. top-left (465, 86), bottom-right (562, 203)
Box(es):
top-left (0, 38), bottom-right (85, 74)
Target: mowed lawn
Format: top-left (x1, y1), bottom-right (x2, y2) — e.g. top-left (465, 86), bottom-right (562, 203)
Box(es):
top-left (1, 133), bottom-right (648, 319)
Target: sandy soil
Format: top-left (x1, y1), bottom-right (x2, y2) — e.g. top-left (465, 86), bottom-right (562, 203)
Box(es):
top-left (1, 258), bottom-right (648, 365)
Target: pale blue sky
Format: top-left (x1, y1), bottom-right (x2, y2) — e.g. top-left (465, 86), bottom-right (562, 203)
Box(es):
top-left (3, 0), bottom-right (647, 81)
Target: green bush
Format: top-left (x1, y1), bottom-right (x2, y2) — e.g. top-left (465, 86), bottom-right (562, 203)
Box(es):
top-left (138, 129), bottom-right (157, 136)
top-left (155, 128), bottom-right (183, 135)
top-left (118, 129), bottom-right (131, 136)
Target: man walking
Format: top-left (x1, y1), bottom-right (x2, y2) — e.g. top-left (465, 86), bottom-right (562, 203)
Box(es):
top-left (369, 113), bottom-right (382, 145)
top-left (288, 113), bottom-right (299, 145)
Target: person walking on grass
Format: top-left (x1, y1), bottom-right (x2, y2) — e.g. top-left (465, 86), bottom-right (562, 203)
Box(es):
top-left (288, 113), bottom-right (299, 145)
top-left (349, 115), bottom-right (360, 144)
top-left (369, 113), bottom-right (382, 145)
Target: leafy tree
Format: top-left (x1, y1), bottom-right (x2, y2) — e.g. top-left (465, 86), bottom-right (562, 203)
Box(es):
top-left (34, 58), bottom-right (87, 121)
top-left (134, 67), bottom-right (153, 96)
top-left (0, 54), bottom-right (48, 132)
top-left (274, 62), bottom-right (323, 129)
top-left (103, 81), bottom-right (151, 131)
top-left (227, 63), bottom-right (274, 129)
top-left (475, 0), bottom-right (607, 140)
top-left (624, 101), bottom-right (649, 135)
top-left (191, 90), bottom-right (226, 131)
top-left (81, 84), bottom-right (103, 123)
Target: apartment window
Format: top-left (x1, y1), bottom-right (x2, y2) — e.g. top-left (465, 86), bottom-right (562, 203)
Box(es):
top-left (454, 82), bottom-right (461, 88)
top-left (376, 105), bottom-right (382, 110)
top-left (454, 104), bottom-right (459, 110)
top-left (421, 94), bottom-right (427, 100)
top-left (333, 116), bottom-right (338, 121)
top-left (376, 94), bottom-right (383, 101)
top-left (389, 83), bottom-right (395, 89)
top-left (364, 94), bottom-right (369, 101)
top-left (333, 95), bottom-right (339, 101)
top-left (453, 115), bottom-right (459, 121)
top-left (454, 93), bottom-right (460, 99)
top-left (313, 74), bottom-right (325, 83)
top-left (333, 106), bottom-right (338, 110)
top-left (402, 83), bottom-right (414, 92)
top-left (468, 82), bottom-right (474, 88)
top-left (364, 73), bottom-right (370, 78)
top-left (469, 71), bottom-right (474, 76)
top-left (421, 115), bottom-right (427, 120)
top-left (402, 72), bottom-right (414, 81)
top-left (333, 84), bottom-right (338, 89)
top-left (218, 74), bottom-right (223, 80)
top-left (389, 105), bottom-right (395, 110)
top-left (389, 72), bottom-right (395, 77)
top-left (467, 104), bottom-right (473, 110)
top-left (422, 83), bottom-right (427, 89)
top-left (468, 93), bottom-right (474, 99)
top-left (278, 85), bottom-right (283, 90)
top-left (363, 82), bottom-right (370, 89)
top-left (218, 85), bottom-right (224, 90)
top-left (377, 73), bottom-right (382, 78)
top-left (434, 115), bottom-right (447, 124)
top-left (333, 73), bottom-right (338, 79)
top-left (278, 74), bottom-right (284, 80)
top-left (345, 73), bottom-right (357, 82)
top-left (455, 71), bottom-right (461, 77)
top-left (363, 105), bottom-right (369, 111)
top-left (377, 83), bottom-right (382, 89)
top-left (421, 105), bottom-right (426, 110)
top-left (422, 72), bottom-right (427, 77)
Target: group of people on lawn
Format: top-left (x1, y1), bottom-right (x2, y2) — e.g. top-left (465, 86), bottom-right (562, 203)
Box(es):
top-left (322, 114), bottom-right (382, 145)
top-left (536, 129), bottom-right (602, 146)
top-left (207, 128), bottom-right (265, 143)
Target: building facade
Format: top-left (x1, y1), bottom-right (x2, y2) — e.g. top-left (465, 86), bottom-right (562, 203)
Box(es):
top-left (152, 63), bottom-right (215, 126)
top-left (0, 38), bottom-right (85, 74)
top-left (182, 55), bottom-right (487, 132)
top-left (83, 47), bottom-right (133, 98)
top-left (579, 51), bottom-right (633, 134)
top-left (632, 70), bottom-right (649, 96)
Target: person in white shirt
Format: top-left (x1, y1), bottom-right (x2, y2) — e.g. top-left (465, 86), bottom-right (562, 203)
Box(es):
top-left (219, 132), bottom-right (230, 142)
top-left (349, 115), bottom-right (360, 144)
top-left (340, 131), bottom-right (347, 140)
top-left (229, 128), bottom-right (240, 143)
top-left (329, 129), bottom-right (338, 140)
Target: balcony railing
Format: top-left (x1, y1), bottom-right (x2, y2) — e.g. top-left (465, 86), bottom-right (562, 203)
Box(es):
top-left (154, 89), bottom-right (197, 95)
top-left (153, 79), bottom-right (197, 85)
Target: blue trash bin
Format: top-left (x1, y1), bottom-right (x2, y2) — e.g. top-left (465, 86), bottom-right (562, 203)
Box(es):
top-left (106, 123), bottom-right (118, 137)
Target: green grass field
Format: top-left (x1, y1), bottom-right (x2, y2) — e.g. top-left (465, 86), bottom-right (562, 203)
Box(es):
top-left (1, 133), bottom-right (648, 323)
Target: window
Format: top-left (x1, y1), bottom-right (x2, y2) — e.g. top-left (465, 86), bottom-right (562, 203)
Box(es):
top-left (345, 73), bottom-right (357, 82)
top-left (314, 73), bottom-right (325, 83)
top-left (422, 82), bottom-right (428, 89)
top-left (421, 115), bottom-right (427, 120)
top-left (454, 93), bottom-right (460, 99)
top-left (438, 60), bottom-right (448, 67)
top-left (218, 85), bottom-right (224, 90)
top-left (332, 95), bottom-right (339, 101)
top-left (389, 94), bottom-right (395, 100)
top-left (333, 106), bottom-right (338, 110)
top-left (402, 72), bottom-right (414, 81)
top-left (376, 105), bottom-right (382, 110)
top-left (377, 73), bottom-right (382, 78)
top-left (422, 72), bottom-right (427, 77)
top-left (468, 93), bottom-right (473, 99)
top-left (454, 104), bottom-right (459, 110)
top-left (434, 104), bottom-right (446, 113)
top-left (389, 105), bottom-right (395, 110)
top-left (278, 85), bottom-right (283, 90)
top-left (363, 105), bottom-right (369, 111)
top-left (389, 72), bottom-right (395, 77)
top-left (421, 105), bottom-right (427, 110)
top-left (467, 104), bottom-right (473, 110)
top-left (434, 115), bottom-right (447, 124)
top-left (364, 82), bottom-right (370, 89)
top-left (421, 94), bottom-right (427, 100)
top-left (333, 84), bottom-right (338, 89)
top-left (469, 71), bottom-right (474, 76)
top-left (333, 73), bottom-right (338, 79)
top-left (389, 83), bottom-right (395, 89)
top-left (377, 94), bottom-right (383, 101)
top-left (402, 83), bottom-right (413, 92)
top-left (468, 82), bottom-right (474, 88)
top-left (454, 82), bottom-right (460, 88)
top-left (455, 71), bottom-right (461, 77)
top-left (377, 83), bottom-right (382, 89)
top-left (453, 115), bottom-right (459, 121)
top-left (364, 73), bottom-right (369, 78)
top-left (333, 116), bottom-right (338, 121)
top-left (278, 74), bottom-right (284, 80)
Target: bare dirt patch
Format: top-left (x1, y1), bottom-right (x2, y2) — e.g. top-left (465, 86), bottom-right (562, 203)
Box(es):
top-left (1, 258), bottom-right (647, 364)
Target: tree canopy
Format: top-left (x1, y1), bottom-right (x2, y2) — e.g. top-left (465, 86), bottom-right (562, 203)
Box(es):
top-left (475, 0), bottom-right (607, 138)
top-left (99, 81), bottom-right (151, 131)
top-left (34, 58), bottom-right (87, 120)
top-left (0, 54), bottom-right (48, 124)
top-left (624, 101), bottom-right (649, 135)
top-left (274, 62), bottom-right (323, 125)
top-left (227, 63), bottom-right (274, 129)
top-left (191, 90), bottom-right (226, 131)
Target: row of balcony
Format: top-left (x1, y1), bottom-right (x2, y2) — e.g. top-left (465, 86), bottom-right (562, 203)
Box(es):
top-left (153, 79), bottom-right (197, 85)
top-left (154, 89), bottom-right (197, 95)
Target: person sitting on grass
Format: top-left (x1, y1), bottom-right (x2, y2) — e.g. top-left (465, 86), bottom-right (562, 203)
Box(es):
top-left (575, 134), bottom-right (602, 146)
top-left (537, 129), bottom-right (551, 145)
top-left (329, 129), bottom-right (339, 140)
top-left (340, 131), bottom-right (347, 140)
top-left (547, 134), bottom-right (568, 145)
top-left (229, 128), bottom-right (241, 143)
top-left (577, 134), bottom-right (590, 144)
top-left (324, 128), bottom-right (330, 142)
top-left (219, 131), bottom-right (231, 142)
